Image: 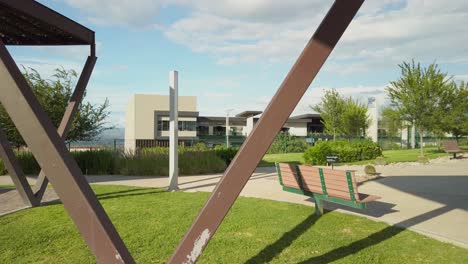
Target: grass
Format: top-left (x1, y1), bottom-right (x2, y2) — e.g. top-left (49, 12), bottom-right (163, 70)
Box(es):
top-left (259, 152), bottom-right (305, 167)
top-left (260, 146), bottom-right (468, 166)
top-left (1, 185), bottom-right (467, 263)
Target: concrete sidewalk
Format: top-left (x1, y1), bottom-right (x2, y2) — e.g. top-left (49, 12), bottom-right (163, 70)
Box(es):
top-left (1, 158), bottom-right (467, 249)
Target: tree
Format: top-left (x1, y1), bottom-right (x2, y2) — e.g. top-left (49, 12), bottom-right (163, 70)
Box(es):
top-left (340, 97), bottom-right (370, 139)
top-left (380, 106), bottom-right (403, 139)
top-left (312, 89), bottom-right (344, 141)
top-left (0, 67), bottom-right (112, 147)
top-left (386, 60), bottom-right (452, 157)
top-left (440, 81), bottom-right (468, 141)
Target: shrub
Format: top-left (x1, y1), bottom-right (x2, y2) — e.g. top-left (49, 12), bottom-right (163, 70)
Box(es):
top-left (303, 140), bottom-right (382, 165)
top-left (267, 133), bottom-right (309, 154)
top-left (303, 141), bottom-right (332, 165)
top-left (16, 151), bottom-right (40, 175)
top-left (117, 150), bottom-right (226, 176)
top-left (72, 149), bottom-right (116, 175)
top-left (213, 145), bottom-right (239, 164)
top-left (364, 165), bottom-right (377, 175)
top-left (0, 158), bottom-right (6, 175)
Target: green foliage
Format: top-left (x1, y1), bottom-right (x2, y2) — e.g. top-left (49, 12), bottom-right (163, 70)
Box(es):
top-left (364, 165), bottom-right (377, 175)
top-left (312, 89), bottom-right (370, 140)
top-left (438, 81), bottom-right (468, 140)
top-left (312, 89), bottom-right (344, 140)
top-left (303, 140), bottom-right (382, 165)
top-left (73, 150), bottom-right (116, 175)
top-left (118, 150), bottom-right (226, 176)
top-left (303, 141), bottom-right (332, 165)
top-left (386, 61), bottom-right (453, 156)
top-left (0, 146), bottom-right (227, 176)
top-left (213, 145), bottom-right (239, 164)
top-left (0, 158), bottom-right (6, 175)
top-left (380, 106), bottom-right (403, 139)
top-left (0, 67), bottom-right (112, 147)
top-left (340, 97), bottom-right (370, 139)
top-left (267, 132), bottom-right (309, 154)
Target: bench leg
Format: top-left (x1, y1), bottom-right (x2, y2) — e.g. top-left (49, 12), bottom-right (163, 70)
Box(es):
top-left (314, 196), bottom-right (324, 216)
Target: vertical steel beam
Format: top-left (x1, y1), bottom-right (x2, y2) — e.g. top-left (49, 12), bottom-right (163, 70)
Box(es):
top-left (168, 1), bottom-right (364, 263)
top-left (32, 55), bottom-right (97, 201)
top-left (0, 128), bottom-right (38, 206)
top-left (0, 41), bottom-right (134, 263)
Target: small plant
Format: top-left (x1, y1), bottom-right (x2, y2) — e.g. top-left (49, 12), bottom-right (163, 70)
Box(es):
top-left (374, 156), bottom-right (387, 165)
top-left (364, 165), bottom-right (377, 175)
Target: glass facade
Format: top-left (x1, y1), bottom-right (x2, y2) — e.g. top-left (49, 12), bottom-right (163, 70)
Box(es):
top-left (157, 120), bottom-right (197, 131)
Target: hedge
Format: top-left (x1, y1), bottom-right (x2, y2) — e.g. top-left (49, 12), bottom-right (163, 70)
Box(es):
top-left (304, 140), bottom-right (382, 165)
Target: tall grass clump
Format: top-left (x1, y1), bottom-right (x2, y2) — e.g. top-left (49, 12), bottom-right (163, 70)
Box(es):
top-left (0, 158), bottom-right (6, 175)
top-left (118, 149), bottom-right (226, 176)
top-left (72, 149), bottom-right (116, 175)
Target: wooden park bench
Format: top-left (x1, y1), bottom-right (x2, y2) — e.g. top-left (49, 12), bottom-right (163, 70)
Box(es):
top-left (275, 163), bottom-right (380, 215)
top-left (442, 140), bottom-right (463, 159)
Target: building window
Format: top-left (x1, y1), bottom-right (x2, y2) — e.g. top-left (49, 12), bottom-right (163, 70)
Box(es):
top-left (157, 120), bottom-right (196, 131)
top-left (197, 126), bottom-right (209, 136)
top-left (157, 120), bottom-right (169, 131)
top-left (178, 121), bottom-right (197, 131)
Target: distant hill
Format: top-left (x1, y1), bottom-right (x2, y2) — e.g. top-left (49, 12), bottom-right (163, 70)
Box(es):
top-left (70, 127), bottom-right (125, 147)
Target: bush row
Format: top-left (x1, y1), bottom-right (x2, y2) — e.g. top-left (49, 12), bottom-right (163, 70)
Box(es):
top-left (0, 145), bottom-right (231, 176)
top-left (267, 133), bottom-right (309, 154)
top-left (303, 140), bottom-right (382, 165)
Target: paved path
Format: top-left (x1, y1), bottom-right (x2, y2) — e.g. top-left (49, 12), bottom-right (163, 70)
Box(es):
top-left (1, 157), bottom-right (467, 249)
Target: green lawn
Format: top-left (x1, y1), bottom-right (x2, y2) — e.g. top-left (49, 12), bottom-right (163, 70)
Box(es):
top-left (1, 185), bottom-right (467, 263)
top-left (261, 146), bottom-right (468, 166)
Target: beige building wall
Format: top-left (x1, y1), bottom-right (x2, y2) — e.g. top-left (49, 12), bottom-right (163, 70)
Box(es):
top-left (125, 94), bottom-right (197, 151)
top-left (285, 122), bottom-right (308, 137)
top-left (124, 96), bottom-right (136, 151)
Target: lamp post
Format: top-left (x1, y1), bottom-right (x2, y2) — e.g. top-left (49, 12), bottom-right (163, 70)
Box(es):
top-left (226, 109), bottom-right (234, 147)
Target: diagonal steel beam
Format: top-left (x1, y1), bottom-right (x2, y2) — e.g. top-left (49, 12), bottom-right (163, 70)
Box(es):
top-left (168, 1), bottom-right (364, 263)
top-left (0, 41), bottom-right (134, 263)
top-left (32, 54), bottom-right (97, 201)
top-left (0, 128), bottom-right (39, 206)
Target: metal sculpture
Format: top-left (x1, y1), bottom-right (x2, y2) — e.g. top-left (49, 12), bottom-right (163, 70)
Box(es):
top-left (0, 0), bottom-right (364, 263)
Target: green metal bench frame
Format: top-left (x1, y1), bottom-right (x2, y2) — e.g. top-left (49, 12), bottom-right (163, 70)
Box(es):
top-left (276, 163), bottom-right (368, 215)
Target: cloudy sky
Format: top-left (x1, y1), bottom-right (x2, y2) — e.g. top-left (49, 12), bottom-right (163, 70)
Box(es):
top-left (7, 0), bottom-right (468, 127)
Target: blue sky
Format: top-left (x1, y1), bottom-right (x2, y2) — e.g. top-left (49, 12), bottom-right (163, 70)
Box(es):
top-left (7, 0), bottom-right (468, 127)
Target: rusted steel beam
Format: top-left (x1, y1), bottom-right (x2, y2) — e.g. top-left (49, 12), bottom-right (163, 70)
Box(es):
top-left (168, 1), bottom-right (364, 263)
top-left (0, 128), bottom-right (38, 206)
top-left (33, 55), bottom-right (97, 201)
top-left (0, 41), bottom-right (134, 263)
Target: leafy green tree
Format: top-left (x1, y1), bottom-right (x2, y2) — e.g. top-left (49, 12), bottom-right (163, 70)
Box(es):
top-left (386, 61), bottom-right (452, 157)
top-left (340, 97), bottom-right (370, 139)
top-left (439, 81), bottom-right (468, 141)
top-left (312, 89), bottom-right (344, 141)
top-left (0, 67), bottom-right (112, 147)
top-left (380, 106), bottom-right (403, 139)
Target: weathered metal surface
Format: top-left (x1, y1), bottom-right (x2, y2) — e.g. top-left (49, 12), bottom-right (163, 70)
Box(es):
top-left (0, 0), bottom-right (94, 45)
top-left (0, 128), bottom-right (38, 206)
top-left (33, 55), bottom-right (97, 201)
top-left (0, 41), bottom-right (134, 264)
top-left (168, 1), bottom-right (364, 263)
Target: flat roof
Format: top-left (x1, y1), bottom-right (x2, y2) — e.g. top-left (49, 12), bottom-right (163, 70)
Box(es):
top-left (0, 0), bottom-right (94, 45)
top-left (290, 113), bottom-right (321, 119)
top-left (235, 111), bottom-right (262, 118)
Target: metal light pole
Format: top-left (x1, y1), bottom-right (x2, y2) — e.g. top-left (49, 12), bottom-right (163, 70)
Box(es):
top-left (168, 70), bottom-right (179, 191)
top-left (226, 109), bottom-right (233, 147)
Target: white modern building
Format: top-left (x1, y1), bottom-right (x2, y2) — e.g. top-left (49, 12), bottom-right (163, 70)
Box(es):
top-left (124, 94), bottom-right (324, 151)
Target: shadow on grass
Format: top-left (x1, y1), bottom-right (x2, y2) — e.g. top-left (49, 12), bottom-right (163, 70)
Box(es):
top-left (298, 205), bottom-right (452, 264)
top-left (246, 213), bottom-right (321, 264)
top-left (40, 187), bottom-right (165, 207)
